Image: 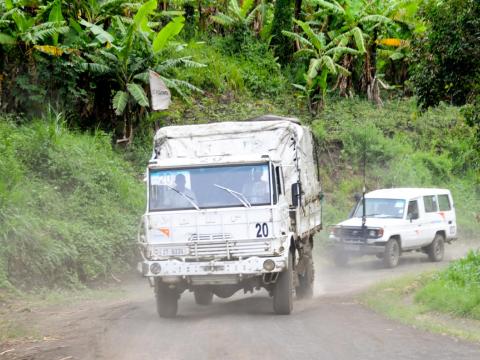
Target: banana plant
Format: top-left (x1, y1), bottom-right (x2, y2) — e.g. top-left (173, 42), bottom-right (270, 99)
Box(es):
top-left (211, 0), bottom-right (260, 33)
top-left (311, 0), bottom-right (400, 103)
top-left (77, 0), bottom-right (204, 143)
top-left (283, 19), bottom-right (361, 113)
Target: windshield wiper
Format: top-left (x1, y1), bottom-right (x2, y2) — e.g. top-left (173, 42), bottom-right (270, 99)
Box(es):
top-left (165, 185), bottom-right (200, 211)
top-left (214, 184), bottom-right (251, 208)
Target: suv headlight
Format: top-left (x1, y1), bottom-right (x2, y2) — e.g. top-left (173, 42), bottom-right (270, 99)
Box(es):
top-left (368, 228), bottom-right (384, 238)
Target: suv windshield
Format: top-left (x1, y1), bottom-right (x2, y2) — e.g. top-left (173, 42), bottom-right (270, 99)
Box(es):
top-left (149, 163), bottom-right (271, 211)
top-left (352, 198), bottom-right (405, 219)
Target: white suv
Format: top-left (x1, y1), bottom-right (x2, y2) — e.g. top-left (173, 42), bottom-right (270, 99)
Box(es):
top-left (329, 188), bottom-right (457, 268)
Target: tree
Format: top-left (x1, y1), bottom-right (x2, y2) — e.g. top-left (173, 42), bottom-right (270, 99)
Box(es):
top-left (411, 0), bottom-right (480, 109)
top-left (270, 0), bottom-right (294, 64)
top-left (283, 19), bottom-right (361, 113)
top-left (77, 0), bottom-right (204, 142)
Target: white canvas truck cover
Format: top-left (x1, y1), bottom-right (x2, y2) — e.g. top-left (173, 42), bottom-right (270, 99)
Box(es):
top-left (152, 115), bottom-right (321, 209)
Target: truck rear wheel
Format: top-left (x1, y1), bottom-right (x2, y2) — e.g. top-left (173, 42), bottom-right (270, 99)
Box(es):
top-left (194, 289), bottom-right (213, 305)
top-left (427, 234), bottom-right (445, 262)
top-left (296, 255), bottom-right (314, 299)
top-left (273, 253), bottom-right (294, 315)
top-left (155, 279), bottom-right (179, 318)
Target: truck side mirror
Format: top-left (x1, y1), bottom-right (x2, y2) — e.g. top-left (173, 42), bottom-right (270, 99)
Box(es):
top-left (292, 182), bottom-right (302, 207)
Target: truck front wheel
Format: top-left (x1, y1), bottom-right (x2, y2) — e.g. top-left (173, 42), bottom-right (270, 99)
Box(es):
top-left (155, 279), bottom-right (179, 318)
top-left (273, 252), bottom-right (294, 315)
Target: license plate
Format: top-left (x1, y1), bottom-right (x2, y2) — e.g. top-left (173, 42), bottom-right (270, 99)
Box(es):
top-left (344, 244), bottom-right (361, 251)
top-left (159, 247), bottom-right (188, 256)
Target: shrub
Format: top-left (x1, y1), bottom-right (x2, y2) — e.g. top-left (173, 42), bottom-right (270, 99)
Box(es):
top-left (0, 118), bottom-right (144, 289)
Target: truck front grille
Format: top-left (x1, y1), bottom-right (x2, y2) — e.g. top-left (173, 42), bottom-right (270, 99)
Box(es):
top-left (188, 233), bottom-right (272, 258)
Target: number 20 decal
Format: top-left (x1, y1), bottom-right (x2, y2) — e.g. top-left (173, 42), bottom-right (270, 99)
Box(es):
top-left (255, 223), bottom-right (269, 238)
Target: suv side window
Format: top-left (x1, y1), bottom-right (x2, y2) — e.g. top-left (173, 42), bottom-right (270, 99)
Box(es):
top-left (438, 194), bottom-right (451, 211)
top-left (423, 195), bottom-right (438, 213)
top-left (407, 200), bottom-right (419, 219)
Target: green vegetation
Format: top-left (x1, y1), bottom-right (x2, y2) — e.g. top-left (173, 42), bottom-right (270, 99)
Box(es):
top-left (0, 116), bottom-right (144, 289)
top-left (361, 272), bottom-right (480, 342)
top-left (415, 250), bottom-right (480, 319)
top-left (0, 0), bottom-right (478, 293)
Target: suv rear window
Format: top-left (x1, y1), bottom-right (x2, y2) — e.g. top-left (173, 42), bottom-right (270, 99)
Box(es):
top-left (438, 194), bottom-right (451, 211)
top-left (423, 195), bottom-right (438, 212)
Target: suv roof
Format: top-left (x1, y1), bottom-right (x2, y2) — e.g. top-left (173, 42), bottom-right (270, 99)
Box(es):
top-left (366, 188), bottom-right (451, 200)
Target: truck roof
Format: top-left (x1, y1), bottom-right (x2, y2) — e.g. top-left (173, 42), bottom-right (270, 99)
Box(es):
top-left (366, 188), bottom-right (451, 200)
top-left (152, 116), bottom-right (306, 161)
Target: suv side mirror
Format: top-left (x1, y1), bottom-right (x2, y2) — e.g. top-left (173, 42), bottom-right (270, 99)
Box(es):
top-left (292, 182), bottom-right (302, 207)
top-left (354, 193), bottom-right (362, 202)
top-left (408, 212), bottom-right (419, 222)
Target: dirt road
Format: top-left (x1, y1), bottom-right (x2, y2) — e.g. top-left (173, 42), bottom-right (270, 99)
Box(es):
top-left (3, 243), bottom-right (480, 360)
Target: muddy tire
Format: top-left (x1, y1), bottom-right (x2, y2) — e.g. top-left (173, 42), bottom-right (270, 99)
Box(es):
top-left (273, 252), bottom-right (294, 315)
top-left (296, 255), bottom-right (314, 299)
top-left (427, 233), bottom-right (445, 262)
top-left (333, 249), bottom-right (349, 267)
top-left (194, 289), bottom-right (213, 305)
top-left (383, 238), bottom-right (400, 268)
top-left (155, 280), bottom-right (178, 318)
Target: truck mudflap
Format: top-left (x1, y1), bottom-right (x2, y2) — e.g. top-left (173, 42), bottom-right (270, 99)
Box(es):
top-left (142, 256), bottom-right (287, 277)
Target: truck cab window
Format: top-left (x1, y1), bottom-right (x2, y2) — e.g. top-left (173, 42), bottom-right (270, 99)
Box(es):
top-left (271, 165), bottom-right (278, 204)
top-left (275, 166), bottom-right (283, 196)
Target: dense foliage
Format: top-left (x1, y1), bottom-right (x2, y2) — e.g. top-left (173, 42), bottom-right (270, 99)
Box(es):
top-left (0, 1), bottom-right (478, 291)
top-left (412, 0), bottom-right (480, 109)
top-left (0, 116), bottom-right (144, 288)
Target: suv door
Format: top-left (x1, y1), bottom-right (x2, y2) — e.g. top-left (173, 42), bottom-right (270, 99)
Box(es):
top-left (403, 199), bottom-right (423, 249)
top-left (422, 195), bottom-right (439, 245)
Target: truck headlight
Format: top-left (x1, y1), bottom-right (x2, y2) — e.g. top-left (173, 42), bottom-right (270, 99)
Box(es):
top-left (150, 262), bottom-right (162, 275)
top-left (263, 259), bottom-right (276, 272)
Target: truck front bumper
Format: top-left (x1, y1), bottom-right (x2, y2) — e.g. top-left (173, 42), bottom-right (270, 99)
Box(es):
top-left (142, 256), bottom-right (287, 277)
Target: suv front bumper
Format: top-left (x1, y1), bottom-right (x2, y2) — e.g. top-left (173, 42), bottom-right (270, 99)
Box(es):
top-left (142, 256), bottom-right (287, 277)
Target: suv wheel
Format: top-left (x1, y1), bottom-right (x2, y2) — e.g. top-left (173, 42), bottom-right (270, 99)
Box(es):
top-left (333, 249), bottom-right (349, 267)
top-left (427, 233), bottom-right (445, 262)
top-left (383, 238), bottom-right (400, 268)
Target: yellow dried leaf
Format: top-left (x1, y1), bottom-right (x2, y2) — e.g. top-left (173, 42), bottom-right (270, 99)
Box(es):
top-left (34, 45), bottom-right (63, 57)
top-left (377, 38), bottom-right (409, 47)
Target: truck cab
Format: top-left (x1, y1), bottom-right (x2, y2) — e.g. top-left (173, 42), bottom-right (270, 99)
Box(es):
top-left (139, 117), bottom-right (322, 317)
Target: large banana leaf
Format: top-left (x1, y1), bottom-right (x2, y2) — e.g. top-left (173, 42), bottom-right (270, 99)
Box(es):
top-left (153, 16), bottom-right (185, 53)
top-left (113, 90), bottom-right (129, 115)
top-left (127, 83), bottom-right (149, 107)
top-left (133, 0), bottom-right (157, 33)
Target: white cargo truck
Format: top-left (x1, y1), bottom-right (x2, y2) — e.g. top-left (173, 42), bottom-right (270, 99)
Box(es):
top-left (138, 115), bottom-right (322, 317)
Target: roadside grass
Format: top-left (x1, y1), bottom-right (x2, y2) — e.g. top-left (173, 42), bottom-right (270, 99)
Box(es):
top-left (415, 250), bottom-right (480, 319)
top-left (360, 270), bottom-right (480, 342)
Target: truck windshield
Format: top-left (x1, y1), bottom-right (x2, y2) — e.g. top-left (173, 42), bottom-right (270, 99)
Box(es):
top-left (149, 163), bottom-right (271, 211)
top-left (352, 198), bottom-right (405, 219)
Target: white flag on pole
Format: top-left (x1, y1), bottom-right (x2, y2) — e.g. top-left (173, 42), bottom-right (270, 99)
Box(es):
top-left (149, 70), bottom-right (171, 110)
